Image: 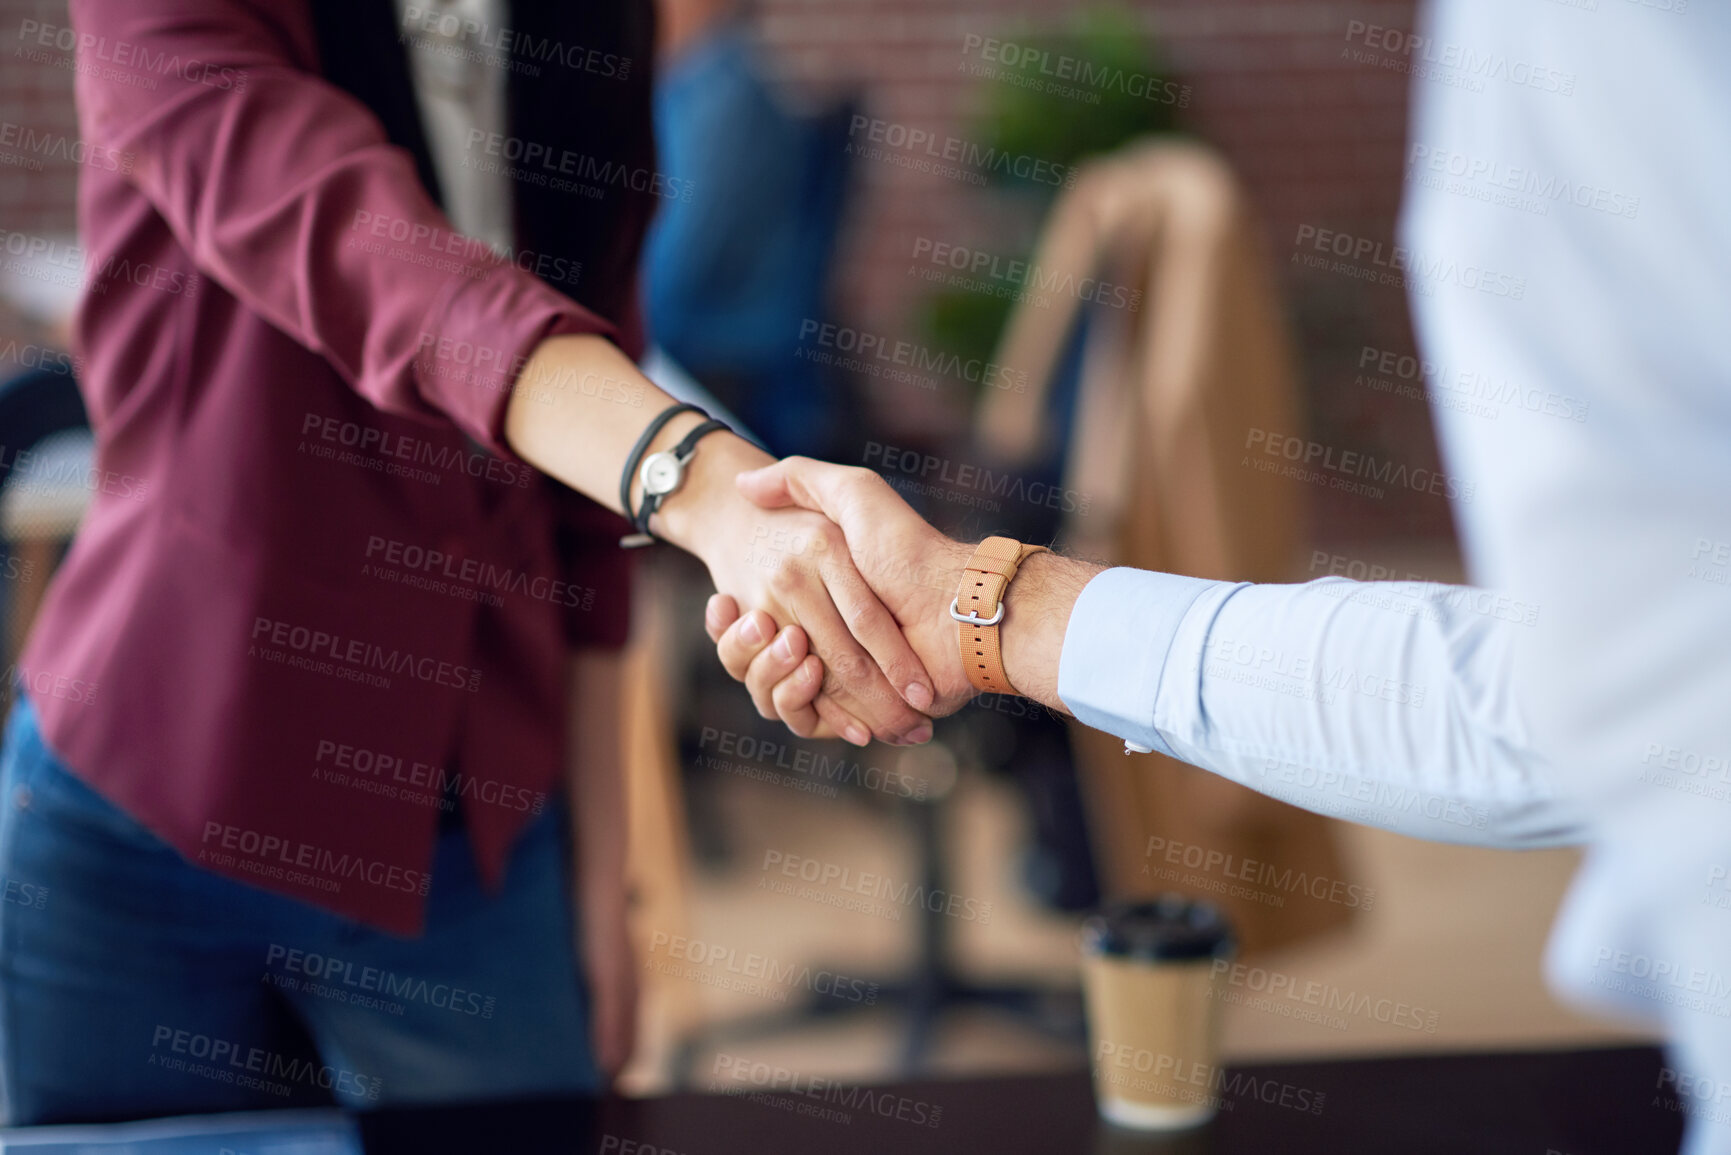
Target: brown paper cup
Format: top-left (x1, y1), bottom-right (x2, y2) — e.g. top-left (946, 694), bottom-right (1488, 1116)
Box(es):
top-left (1082, 896), bottom-right (1234, 1131)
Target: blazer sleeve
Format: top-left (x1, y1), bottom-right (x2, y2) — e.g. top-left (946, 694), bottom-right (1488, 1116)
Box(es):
top-left (66, 0), bottom-right (613, 457)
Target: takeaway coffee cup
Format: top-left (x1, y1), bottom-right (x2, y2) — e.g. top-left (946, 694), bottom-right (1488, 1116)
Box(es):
top-left (1081, 895), bottom-right (1235, 1131)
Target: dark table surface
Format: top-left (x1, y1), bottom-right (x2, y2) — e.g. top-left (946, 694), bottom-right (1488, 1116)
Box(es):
top-left (356, 1045), bottom-right (1686, 1155)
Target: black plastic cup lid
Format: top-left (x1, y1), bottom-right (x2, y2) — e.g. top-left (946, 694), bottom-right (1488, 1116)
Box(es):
top-left (1081, 895), bottom-right (1235, 962)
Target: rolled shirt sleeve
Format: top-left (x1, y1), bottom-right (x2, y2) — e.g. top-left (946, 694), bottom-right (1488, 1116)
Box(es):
top-left (1058, 568), bottom-right (1590, 849)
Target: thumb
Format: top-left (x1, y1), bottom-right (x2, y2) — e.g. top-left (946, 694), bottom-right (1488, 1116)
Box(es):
top-left (735, 456), bottom-right (843, 521)
top-left (734, 458), bottom-right (799, 509)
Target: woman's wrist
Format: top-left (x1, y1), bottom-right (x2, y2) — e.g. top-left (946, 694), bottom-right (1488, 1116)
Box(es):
top-left (650, 431), bottom-right (774, 565)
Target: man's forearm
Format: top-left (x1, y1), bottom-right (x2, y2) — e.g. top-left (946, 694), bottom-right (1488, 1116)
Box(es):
top-left (997, 551), bottom-right (1100, 716)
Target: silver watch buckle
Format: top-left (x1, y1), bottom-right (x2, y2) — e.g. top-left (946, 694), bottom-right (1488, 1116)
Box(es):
top-left (949, 598), bottom-right (1004, 628)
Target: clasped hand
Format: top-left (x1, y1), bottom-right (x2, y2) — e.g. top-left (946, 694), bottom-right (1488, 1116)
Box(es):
top-left (692, 453), bottom-right (978, 744)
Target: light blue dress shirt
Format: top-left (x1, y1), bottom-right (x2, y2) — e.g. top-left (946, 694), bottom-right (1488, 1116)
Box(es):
top-left (1058, 4), bottom-right (1731, 1151)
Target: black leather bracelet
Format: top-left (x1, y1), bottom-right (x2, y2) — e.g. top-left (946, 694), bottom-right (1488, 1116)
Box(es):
top-left (619, 402), bottom-right (704, 524)
top-left (633, 417), bottom-right (730, 538)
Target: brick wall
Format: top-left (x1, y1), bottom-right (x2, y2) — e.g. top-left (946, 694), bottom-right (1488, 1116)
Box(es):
top-left (0, 0), bottom-right (83, 345)
top-left (0, 0), bottom-right (1452, 544)
top-left (753, 0), bottom-right (1449, 543)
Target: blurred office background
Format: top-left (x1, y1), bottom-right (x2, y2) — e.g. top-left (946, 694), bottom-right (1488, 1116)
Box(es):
top-left (0, 0), bottom-right (1655, 1100)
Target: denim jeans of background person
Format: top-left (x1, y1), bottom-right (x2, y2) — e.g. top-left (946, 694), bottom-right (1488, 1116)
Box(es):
top-left (0, 699), bottom-right (598, 1123)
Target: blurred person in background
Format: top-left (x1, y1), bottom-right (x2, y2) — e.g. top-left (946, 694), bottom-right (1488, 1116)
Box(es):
top-left (0, 0), bottom-right (936, 1124)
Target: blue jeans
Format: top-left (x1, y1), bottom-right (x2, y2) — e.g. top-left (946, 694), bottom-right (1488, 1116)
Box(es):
top-left (0, 699), bottom-right (597, 1124)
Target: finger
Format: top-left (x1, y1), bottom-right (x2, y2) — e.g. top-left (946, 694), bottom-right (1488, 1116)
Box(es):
top-left (715, 609), bottom-right (776, 683)
top-left (813, 689), bottom-right (873, 748)
top-left (737, 456), bottom-right (914, 528)
top-left (741, 625), bottom-right (813, 727)
top-left (820, 553), bottom-right (935, 712)
top-left (766, 654), bottom-right (840, 741)
top-left (790, 582), bottom-right (929, 744)
top-left (705, 593), bottom-right (741, 643)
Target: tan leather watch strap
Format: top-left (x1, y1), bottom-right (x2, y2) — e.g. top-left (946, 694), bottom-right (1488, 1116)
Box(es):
top-left (953, 536), bottom-right (1050, 697)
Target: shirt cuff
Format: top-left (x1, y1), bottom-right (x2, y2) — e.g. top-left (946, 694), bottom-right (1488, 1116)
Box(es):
top-left (1057, 568), bottom-right (1227, 756)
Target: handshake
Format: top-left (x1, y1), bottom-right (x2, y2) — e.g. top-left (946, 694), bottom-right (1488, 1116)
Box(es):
top-left (691, 455), bottom-right (1093, 745)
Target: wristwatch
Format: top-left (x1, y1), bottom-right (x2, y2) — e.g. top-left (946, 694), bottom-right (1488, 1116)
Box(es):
top-left (630, 417), bottom-right (728, 542)
top-left (952, 535), bottom-right (1050, 696)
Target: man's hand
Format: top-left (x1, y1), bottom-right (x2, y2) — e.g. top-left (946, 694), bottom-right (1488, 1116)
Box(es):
top-left (704, 458), bottom-right (974, 728)
top-left (705, 457), bottom-right (1095, 730)
top-left (657, 436), bottom-right (936, 746)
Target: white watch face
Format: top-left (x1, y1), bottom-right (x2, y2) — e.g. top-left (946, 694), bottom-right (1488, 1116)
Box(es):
top-left (641, 452), bottom-right (683, 497)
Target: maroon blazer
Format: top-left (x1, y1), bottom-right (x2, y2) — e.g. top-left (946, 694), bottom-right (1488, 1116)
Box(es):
top-left (22, 0), bottom-right (654, 932)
